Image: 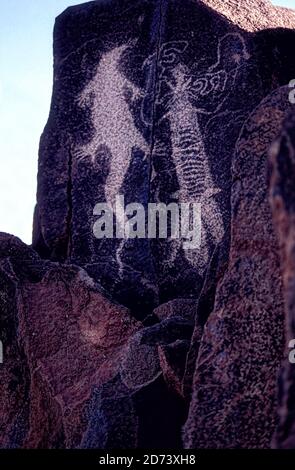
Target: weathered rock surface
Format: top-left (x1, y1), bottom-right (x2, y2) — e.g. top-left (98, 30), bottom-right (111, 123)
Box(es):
top-left (184, 87), bottom-right (293, 448)
top-left (202, 0), bottom-right (295, 31)
top-left (0, 234), bottom-right (140, 447)
top-left (1, 0), bottom-right (295, 451)
top-left (270, 107), bottom-right (295, 449)
top-left (0, 234), bottom-right (191, 448)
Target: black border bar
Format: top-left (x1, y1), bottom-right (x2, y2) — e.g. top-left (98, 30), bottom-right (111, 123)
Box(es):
top-left (0, 450), bottom-right (295, 468)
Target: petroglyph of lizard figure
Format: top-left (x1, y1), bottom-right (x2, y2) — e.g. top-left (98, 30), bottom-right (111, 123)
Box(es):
top-left (156, 34), bottom-right (250, 271)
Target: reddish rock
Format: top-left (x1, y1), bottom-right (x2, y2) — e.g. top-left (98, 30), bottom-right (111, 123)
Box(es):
top-left (184, 87), bottom-right (293, 448)
top-left (0, 258), bottom-right (30, 448)
top-left (154, 299), bottom-right (196, 323)
top-left (159, 340), bottom-right (191, 397)
top-left (270, 107), bottom-right (295, 449)
top-left (202, 0), bottom-right (295, 31)
top-left (0, 234), bottom-right (188, 449)
top-left (0, 234), bottom-right (139, 448)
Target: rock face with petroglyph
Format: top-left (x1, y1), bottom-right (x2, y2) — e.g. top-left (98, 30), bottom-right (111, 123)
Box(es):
top-left (33, 0), bottom-right (295, 317)
top-left (1, 0), bottom-right (295, 450)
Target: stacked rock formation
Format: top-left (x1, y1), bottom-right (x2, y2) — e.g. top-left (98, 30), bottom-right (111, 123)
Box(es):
top-left (1, 0), bottom-right (295, 448)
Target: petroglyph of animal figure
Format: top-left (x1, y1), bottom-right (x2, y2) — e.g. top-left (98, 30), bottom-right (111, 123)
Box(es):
top-left (76, 44), bottom-right (150, 277)
top-left (76, 43), bottom-right (149, 208)
top-left (165, 65), bottom-right (224, 270)
top-left (152, 34), bottom-right (250, 271)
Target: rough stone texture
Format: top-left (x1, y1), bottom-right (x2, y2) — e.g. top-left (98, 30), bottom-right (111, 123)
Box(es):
top-left (0, 234), bottom-right (140, 448)
top-left (183, 233), bottom-right (231, 399)
top-left (154, 298), bottom-right (196, 323)
top-left (270, 107), bottom-right (295, 449)
top-left (20, 268), bottom-right (140, 449)
top-left (82, 373), bottom-right (186, 449)
top-left (0, 234), bottom-right (191, 448)
top-left (0, 256), bottom-right (31, 448)
top-left (184, 87), bottom-right (293, 448)
top-left (1, 0), bottom-right (295, 451)
top-left (202, 0), bottom-right (295, 32)
top-left (81, 316), bottom-right (191, 449)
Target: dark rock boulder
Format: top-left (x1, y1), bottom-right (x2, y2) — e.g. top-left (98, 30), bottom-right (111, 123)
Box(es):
top-left (82, 373), bottom-right (186, 449)
top-left (32, 0), bottom-right (295, 317)
top-left (184, 86), bottom-right (293, 448)
top-left (0, 234), bottom-right (140, 448)
top-left (270, 106), bottom-right (295, 449)
top-left (0, 234), bottom-right (189, 448)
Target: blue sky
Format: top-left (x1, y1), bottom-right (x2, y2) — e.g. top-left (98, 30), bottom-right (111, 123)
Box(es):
top-left (0, 0), bottom-right (294, 244)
